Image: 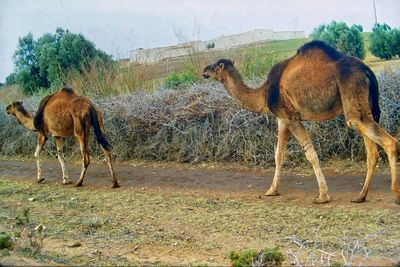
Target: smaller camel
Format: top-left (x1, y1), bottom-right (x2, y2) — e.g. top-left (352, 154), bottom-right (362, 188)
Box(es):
top-left (6, 87), bottom-right (119, 188)
top-left (203, 40), bottom-right (399, 204)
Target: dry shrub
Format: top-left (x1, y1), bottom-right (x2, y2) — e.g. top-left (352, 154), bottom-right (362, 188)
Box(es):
top-left (1, 68), bottom-right (399, 166)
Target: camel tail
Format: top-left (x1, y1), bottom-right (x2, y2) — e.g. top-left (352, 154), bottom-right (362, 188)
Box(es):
top-left (89, 106), bottom-right (111, 151)
top-left (366, 68), bottom-right (381, 123)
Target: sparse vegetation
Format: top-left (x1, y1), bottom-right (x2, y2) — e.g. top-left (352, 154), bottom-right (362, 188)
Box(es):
top-left (0, 179), bottom-right (398, 265)
top-left (229, 247), bottom-right (285, 267)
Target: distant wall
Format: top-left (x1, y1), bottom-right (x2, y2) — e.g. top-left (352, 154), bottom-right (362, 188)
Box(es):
top-left (130, 29), bottom-right (305, 64)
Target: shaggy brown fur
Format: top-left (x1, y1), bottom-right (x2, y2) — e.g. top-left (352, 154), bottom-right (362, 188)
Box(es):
top-left (6, 87), bottom-right (119, 188)
top-left (203, 40), bottom-right (399, 204)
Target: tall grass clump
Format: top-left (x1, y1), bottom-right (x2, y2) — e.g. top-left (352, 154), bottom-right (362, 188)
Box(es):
top-left (1, 68), bottom-right (399, 165)
top-left (239, 52), bottom-right (285, 79)
top-left (64, 61), bottom-right (148, 96)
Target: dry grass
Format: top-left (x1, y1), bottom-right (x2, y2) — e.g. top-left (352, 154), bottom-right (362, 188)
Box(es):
top-left (0, 179), bottom-right (399, 266)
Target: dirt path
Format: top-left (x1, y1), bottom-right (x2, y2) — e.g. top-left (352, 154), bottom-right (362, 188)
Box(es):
top-left (0, 159), bottom-right (397, 208)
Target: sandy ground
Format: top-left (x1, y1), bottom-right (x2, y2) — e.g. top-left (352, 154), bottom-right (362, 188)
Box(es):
top-left (0, 159), bottom-right (397, 208)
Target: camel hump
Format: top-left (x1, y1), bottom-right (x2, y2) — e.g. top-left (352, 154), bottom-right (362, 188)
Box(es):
top-left (297, 40), bottom-right (343, 61)
top-left (61, 86), bottom-right (75, 94)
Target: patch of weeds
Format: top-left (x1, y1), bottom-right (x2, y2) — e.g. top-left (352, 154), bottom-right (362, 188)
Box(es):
top-left (0, 232), bottom-right (13, 249)
top-left (15, 208), bottom-right (30, 226)
top-left (23, 224), bottom-right (46, 256)
top-left (18, 247), bottom-right (33, 257)
top-left (228, 246), bottom-right (284, 267)
top-left (82, 216), bottom-right (110, 235)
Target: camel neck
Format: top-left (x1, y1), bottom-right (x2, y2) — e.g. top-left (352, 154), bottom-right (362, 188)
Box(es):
top-left (222, 72), bottom-right (269, 113)
top-left (15, 112), bottom-right (35, 131)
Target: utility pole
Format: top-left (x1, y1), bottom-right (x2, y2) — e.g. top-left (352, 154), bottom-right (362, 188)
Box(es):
top-left (373, 0), bottom-right (378, 25)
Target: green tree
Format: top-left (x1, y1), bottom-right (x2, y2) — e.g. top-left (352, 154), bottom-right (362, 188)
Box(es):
top-left (390, 28), bottom-right (400, 57)
top-left (5, 72), bottom-right (17, 85)
top-left (12, 28), bottom-right (112, 94)
top-left (369, 23), bottom-right (393, 60)
top-left (311, 21), bottom-right (365, 59)
top-left (370, 23), bottom-right (400, 60)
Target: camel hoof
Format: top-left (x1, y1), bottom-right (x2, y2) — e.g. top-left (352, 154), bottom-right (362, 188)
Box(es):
top-left (111, 183), bottom-right (120, 189)
top-left (395, 199), bottom-right (400, 205)
top-left (74, 183), bottom-right (83, 187)
top-left (351, 196), bottom-right (366, 203)
top-left (62, 181), bottom-right (72, 185)
top-left (265, 188), bottom-right (279, 196)
top-left (37, 178), bottom-right (45, 184)
top-left (313, 194), bottom-right (330, 204)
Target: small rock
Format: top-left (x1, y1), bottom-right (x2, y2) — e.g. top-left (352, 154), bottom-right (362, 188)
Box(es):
top-left (34, 224), bottom-right (46, 231)
top-left (67, 242), bottom-right (82, 248)
top-left (28, 197), bottom-right (35, 202)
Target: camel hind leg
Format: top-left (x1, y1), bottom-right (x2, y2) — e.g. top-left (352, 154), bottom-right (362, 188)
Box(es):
top-left (35, 133), bottom-right (47, 183)
top-left (347, 119), bottom-right (399, 204)
top-left (73, 119), bottom-right (90, 187)
top-left (103, 148), bottom-right (119, 188)
top-left (55, 137), bottom-right (71, 185)
top-left (338, 75), bottom-right (399, 204)
top-left (95, 108), bottom-right (119, 188)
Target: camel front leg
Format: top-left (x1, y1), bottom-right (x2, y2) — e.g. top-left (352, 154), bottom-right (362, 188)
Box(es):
top-left (34, 133), bottom-right (46, 183)
top-left (287, 120), bottom-right (330, 204)
top-left (351, 136), bottom-right (378, 203)
top-left (265, 119), bottom-right (289, 196)
top-left (55, 137), bottom-right (71, 185)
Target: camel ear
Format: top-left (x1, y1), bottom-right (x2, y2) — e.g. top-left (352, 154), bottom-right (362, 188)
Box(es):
top-left (219, 62), bottom-right (225, 69)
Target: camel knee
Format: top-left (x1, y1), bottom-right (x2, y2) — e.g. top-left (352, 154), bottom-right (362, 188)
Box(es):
top-left (84, 156), bottom-right (90, 167)
top-left (304, 148), bottom-right (319, 166)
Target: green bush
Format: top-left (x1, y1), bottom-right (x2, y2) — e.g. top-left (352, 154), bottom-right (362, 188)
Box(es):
top-left (228, 247), bottom-right (284, 267)
top-left (0, 233), bottom-right (13, 249)
top-left (164, 67), bottom-right (199, 89)
top-left (369, 23), bottom-right (400, 60)
top-left (311, 21), bottom-right (365, 59)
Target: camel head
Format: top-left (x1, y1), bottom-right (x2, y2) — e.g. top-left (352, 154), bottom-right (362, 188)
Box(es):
top-left (203, 59), bottom-right (235, 82)
top-left (5, 101), bottom-right (27, 117)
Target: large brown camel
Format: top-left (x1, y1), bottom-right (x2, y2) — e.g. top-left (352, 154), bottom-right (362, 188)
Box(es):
top-left (203, 40), bottom-right (399, 204)
top-left (6, 87), bottom-right (119, 188)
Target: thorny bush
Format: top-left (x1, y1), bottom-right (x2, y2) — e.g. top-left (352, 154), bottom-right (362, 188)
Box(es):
top-left (1, 69), bottom-right (399, 166)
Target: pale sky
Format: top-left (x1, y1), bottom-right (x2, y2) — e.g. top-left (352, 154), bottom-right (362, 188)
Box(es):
top-left (1, 0), bottom-right (399, 82)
